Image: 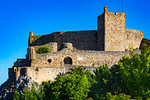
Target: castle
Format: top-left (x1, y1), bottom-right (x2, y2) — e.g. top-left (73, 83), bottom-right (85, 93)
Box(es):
top-left (9, 7), bottom-right (150, 84)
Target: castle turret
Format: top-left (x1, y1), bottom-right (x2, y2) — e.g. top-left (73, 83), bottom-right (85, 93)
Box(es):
top-left (97, 7), bottom-right (126, 51)
top-left (104, 6), bottom-right (107, 13)
top-left (28, 31), bottom-right (33, 46)
top-left (29, 31), bottom-right (33, 37)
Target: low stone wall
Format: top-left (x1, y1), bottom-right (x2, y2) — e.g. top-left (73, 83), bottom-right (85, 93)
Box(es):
top-left (9, 67), bottom-right (64, 85)
top-left (31, 42), bottom-right (58, 53)
top-left (75, 50), bottom-right (130, 68)
top-left (30, 49), bottom-right (140, 68)
top-left (25, 67), bottom-right (64, 84)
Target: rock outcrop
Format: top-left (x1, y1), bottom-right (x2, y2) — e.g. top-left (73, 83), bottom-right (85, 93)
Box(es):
top-left (0, 76), bottom-right (40, 100)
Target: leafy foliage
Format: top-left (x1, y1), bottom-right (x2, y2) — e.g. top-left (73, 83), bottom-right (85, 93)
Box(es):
top-left (36, 46), bottom-right (50, 54)
top-left (91, 65), bottom-right (111, 99)
top-left (105, 92), bottom-right (133, 100)
top-left (119, 46), bottom-right (150, 98)
top-left (90, 65), bottom-right (128, 99)
top-left (14, 90), bottom-right (23, 100)
top-left (14, 86), bottom-right (40, 100)
top-left (40, 66), bottom-right (93, 100)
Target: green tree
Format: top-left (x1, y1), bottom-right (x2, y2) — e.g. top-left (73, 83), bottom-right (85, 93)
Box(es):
top-left (90, 64), bottom-right (130, 99)
top-left (14, 90), bottom-right (23, 100)
top-left (119, 46), bottom-right (150, 98)
top-left (40, 66), bottom-right (93, 100)
top-left (40, 81), bottom-right (53, 100)
top-left (23, 86), bottom-right (39, 100)
top-left (91, 65), bottom-right (111, 99)
top-left (110, 65), bottom-right (129, 95)
top-left (13, 86), bottom-right (40, 100)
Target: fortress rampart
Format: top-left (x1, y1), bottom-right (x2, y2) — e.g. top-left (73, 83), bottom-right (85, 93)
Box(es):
top-left (30, 49), bottom-right (131, 68)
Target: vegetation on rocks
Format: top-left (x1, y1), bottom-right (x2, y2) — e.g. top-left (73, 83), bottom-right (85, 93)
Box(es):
top-left (36, 46), bottom-right (50, 54)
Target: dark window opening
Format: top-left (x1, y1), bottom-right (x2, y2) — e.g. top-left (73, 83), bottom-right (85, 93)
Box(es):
top-left (48, 59), bottom-right (52, 63)
top-left (64, 57), bottom-right (72, 64)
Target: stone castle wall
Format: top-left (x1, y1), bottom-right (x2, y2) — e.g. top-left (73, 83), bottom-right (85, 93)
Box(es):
top-left (9, 49), bottom-right (140, 84)
top-left (30, 48), bottom-right (138, 68)
top-left (9, 67), bottom-right (64, 84)
top-left (25, 67), bottom-right (64, 84)
top-left (97, 13), bottom-right (105, 50)
top-left (31, 42), bottom-right (58, 53)
top-left (105, 12), bottom-right (125, 51)
top-left (29, 31), bottom-right (98, 51)
top-left (125, 29), bottom-right (143, 49)
top-left (9, 65), bottom-right (97, 85)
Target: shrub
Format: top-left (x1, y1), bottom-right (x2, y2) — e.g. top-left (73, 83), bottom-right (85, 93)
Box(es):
top-left (13, 86), bottom-right (40, 100)
top-left (36, 46), bottom-right (50, 54)
top-left (105, 92), bottom-right (132, 100)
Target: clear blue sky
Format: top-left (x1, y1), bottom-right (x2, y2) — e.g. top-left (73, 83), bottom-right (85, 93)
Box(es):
top-left (0, 0), bottom-right (150, 85)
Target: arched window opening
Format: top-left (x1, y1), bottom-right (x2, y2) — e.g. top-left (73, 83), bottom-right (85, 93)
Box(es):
top-left (64, 57), bottom-right (72, 64)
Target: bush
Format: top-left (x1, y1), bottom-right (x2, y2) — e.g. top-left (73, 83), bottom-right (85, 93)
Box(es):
top-left (14, 86), bottom-right (40, 100)
top-left (36, 46), bottom-right (50, 54)
top-left (105, 92), bottom-right (133, 100)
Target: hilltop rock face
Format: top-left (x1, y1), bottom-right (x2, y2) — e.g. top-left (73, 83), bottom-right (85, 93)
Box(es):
top-left (0, 76), bottom-right (40, 100)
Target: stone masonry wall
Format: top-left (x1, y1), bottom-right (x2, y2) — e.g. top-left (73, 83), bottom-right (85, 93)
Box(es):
top-left (10, 49), bottom-right (141, 85)
top-left (31, 49), bottom-right (76, 68)
top-left (97, 13), bottom-right (105, 50)
top-left (9, 67), bottom-right (64, 85)
top-left (29, 31), bottom-right (98, 51)
top-left (59, 31), bottom-right (98, 50)
top-left (125, 29), bottom-right (143, 50)
top-left (105, 12), bottom-right (125, 51)
top-left (25, 67), bottom-right (64, 84)
top-left (31, 48), bottom-right (132, 68)
top-left (31, 42), bottom-right (58, 53)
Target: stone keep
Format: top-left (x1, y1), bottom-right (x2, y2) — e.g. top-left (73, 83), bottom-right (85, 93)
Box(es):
top-left (8, 7), bottom-right (150, 84)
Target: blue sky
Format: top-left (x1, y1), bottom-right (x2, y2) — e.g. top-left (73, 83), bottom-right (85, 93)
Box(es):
top-left (0, 0), bottom-right (150, 85)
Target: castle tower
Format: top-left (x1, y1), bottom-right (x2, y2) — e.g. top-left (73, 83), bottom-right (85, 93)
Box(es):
top-left (97, 7), bottom-right (125, 51)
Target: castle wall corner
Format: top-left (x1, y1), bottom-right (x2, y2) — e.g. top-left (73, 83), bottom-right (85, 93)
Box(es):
top-left (97, 13), bottom-right (105, 50)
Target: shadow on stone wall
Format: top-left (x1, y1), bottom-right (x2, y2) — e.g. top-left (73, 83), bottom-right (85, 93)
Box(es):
top-left (30, 31), bottom-right (99, 50)
top-left (140, 38), bottom-right (150, 49)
